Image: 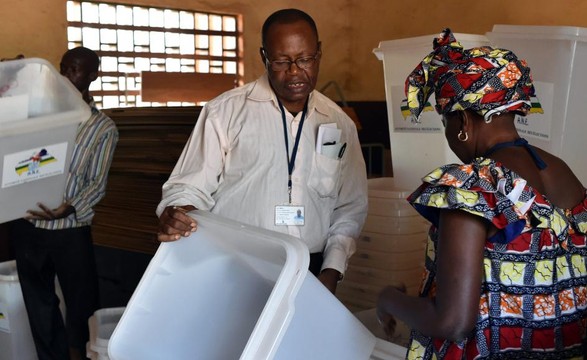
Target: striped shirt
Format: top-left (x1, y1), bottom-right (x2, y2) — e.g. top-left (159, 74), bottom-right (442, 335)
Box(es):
top-left (32, 101), bottom-right (118, 230)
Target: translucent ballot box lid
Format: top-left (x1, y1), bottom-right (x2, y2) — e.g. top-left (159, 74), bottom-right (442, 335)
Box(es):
top-left (0, 57), bottom-right (90, 136)
top-left (109, 211), bottom-right (378, 360)
top-left (108, 211), bottom-right (312, 360)
top-left (488, 25), bottom-right (587, 42)
top-left (373, 33), bottom-right (490, 60)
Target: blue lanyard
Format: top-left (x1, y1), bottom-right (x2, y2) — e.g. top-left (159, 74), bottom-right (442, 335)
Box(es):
top-left (277, 97), bottom-right (309, 204)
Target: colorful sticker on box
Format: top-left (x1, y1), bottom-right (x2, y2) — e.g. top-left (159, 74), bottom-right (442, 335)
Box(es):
top-left (392, 85), bottom-right (443, 133)
top-left (513, 81), bottom-right (553, 142)
top-left (2, 142), bottom-right (68, 189)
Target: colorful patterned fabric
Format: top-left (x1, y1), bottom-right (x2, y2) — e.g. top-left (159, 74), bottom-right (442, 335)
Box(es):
top-left (406, 158), bottom-right (587, 359)
top-left (403, 28), bottom-right (543, 123)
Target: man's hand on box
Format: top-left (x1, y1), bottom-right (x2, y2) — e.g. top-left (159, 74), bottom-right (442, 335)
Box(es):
top-left (158, 205), bottom-right (198, 242)
top-left (25, 202), bottom-right (75, 220)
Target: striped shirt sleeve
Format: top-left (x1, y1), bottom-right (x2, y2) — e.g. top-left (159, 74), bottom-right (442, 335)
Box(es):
top-left (33, 104), bottom-right (118, 230)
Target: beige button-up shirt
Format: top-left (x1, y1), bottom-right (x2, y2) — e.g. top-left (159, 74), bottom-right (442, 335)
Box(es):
top-left (157, 74), bottom-right (367, 274)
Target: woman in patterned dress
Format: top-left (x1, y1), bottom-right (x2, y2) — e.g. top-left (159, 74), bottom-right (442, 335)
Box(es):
top-left (376, 28), bottom-right (587, 359)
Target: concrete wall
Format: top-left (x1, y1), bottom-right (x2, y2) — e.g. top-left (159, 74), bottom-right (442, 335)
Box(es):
top-left (2, 0), bottom-right (587, 101)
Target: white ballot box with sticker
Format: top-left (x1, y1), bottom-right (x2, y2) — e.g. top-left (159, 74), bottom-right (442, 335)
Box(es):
top-left (486, 25), bottom-right (587, 185)
top-left (0, 58), bottom-right (90, 223)
top-left (373, 33), bottom-right (490, 189)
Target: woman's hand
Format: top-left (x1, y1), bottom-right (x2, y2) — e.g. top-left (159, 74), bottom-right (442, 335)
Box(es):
top-left (376, 283), bottom-right (406, 340)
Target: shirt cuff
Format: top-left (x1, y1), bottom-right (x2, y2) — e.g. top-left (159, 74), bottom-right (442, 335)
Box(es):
top-left (321, 235), bottom-right (355, 276)
top-left (69, 197), bottom-right (91, 222)
top-left (157, 184), bottom-right (213, 217)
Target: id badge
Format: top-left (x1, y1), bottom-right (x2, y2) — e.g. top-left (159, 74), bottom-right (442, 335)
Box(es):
top-left (275, 205), bottom-right (305, 226)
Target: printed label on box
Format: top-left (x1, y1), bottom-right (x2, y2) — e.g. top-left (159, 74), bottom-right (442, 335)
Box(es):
top-left (392, 81), bottom-right (554, 138)
top-left (0, 301), bottom-right (10, 332)
top-left (391, 85), bottom-right (443, 133)
top-left (2, 142), bottom-right (68, 189)
top-left (514, 81), bottom-right (553, 142)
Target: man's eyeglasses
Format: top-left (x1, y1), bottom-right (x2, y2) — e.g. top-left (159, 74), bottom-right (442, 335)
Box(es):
top-left (262, 50), bottom-right (321, 72)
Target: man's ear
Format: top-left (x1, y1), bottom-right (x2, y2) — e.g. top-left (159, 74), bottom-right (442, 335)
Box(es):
top-left (88, 70), bottom-right (98, 83)
top-left (259, 47), bottom-right (267, 66)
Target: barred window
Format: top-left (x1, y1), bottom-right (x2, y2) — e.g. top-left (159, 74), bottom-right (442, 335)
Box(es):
top-left (66, 1), bottom-right (242, 109)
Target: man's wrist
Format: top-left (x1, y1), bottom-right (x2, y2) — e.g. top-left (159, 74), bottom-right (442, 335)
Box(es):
top-left (320, 268), bottom-right (343, 282)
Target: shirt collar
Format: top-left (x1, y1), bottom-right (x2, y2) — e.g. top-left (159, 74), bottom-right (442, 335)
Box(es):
top-left (88, 97), bottom-right (99, 115)
top-left (248, 73), bottom-right (330, 118)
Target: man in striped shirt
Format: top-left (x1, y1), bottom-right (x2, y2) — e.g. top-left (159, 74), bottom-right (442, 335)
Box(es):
top-left (11, 47), bottom-right (118, 360)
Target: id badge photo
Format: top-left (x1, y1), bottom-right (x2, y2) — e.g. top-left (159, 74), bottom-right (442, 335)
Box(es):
top-left (275, 205), bottom-right (305, 226)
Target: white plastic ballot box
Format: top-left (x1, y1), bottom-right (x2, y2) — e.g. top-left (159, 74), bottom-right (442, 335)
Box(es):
top-left (108, 211), bottom-right (401, 360)
top-left (87, 307), bottom-right (125, 360)
top-left (0, 260), bottom-right (37, 360)
top-left (486, 25), bottom-right (587, 185)
top-left (0, 58), bottom-right (90, 223)
top-left (373, 33), bottom-right (490, 189)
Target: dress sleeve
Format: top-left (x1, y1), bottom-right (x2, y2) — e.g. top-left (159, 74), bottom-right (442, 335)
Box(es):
top-left (407, 160), bottom-right (538, 244)
top-left (571, 191), bottom-right (587, 234)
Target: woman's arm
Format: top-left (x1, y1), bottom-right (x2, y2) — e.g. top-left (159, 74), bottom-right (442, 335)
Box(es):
top-left (377, 209), bottom-right (487, 341)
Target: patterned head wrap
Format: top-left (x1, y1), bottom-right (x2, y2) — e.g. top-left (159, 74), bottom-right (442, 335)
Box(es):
top-left (403, 28), bottom-right (542, 123)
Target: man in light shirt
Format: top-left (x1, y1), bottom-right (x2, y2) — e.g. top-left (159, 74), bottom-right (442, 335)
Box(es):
top-left (157, 8), bottom-right (367, 294)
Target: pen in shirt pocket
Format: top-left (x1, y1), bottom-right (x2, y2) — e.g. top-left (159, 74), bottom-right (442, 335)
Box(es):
top-left (338, 142), bottom-right (347, 159)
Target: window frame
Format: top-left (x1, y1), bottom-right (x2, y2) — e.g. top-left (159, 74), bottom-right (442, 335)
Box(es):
top-left (66, 0), bottom-right (243, 108)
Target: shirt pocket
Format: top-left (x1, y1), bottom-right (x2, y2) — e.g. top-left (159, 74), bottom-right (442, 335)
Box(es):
top-left (307, 153), bottom-right (341, 198)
